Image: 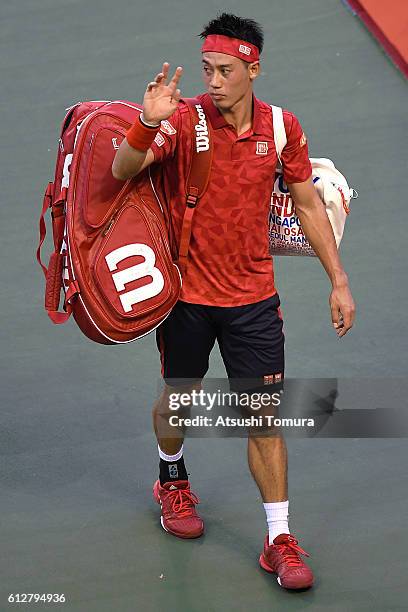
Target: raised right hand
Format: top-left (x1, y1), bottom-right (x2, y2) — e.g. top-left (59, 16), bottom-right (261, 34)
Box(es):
top-left (143, 63), bottom-right (183, 125)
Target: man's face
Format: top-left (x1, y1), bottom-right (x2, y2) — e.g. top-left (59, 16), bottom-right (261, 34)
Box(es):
top-left (202, 52), bottom-right (259, 110)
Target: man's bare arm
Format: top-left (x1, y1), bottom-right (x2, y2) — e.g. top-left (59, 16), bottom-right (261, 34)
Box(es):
top-left (288, 178), bottom-right (356, 337)
top-left (112, 144), bottom-right (154, 181)
top-left (112, 62), bottom-right (183, 181)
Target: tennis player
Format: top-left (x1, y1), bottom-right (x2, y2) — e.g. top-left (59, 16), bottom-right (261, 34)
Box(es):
top-left (112, 13), bottom-right (355, 590)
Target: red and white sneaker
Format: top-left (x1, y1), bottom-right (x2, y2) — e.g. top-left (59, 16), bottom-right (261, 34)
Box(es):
top-left (259, 533), bottom-right (314, 589)
top-left (153, 479), bottom-right (204, 539)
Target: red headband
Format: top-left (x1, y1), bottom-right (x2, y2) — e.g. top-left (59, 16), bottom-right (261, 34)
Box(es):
top-left (201, 34), bottom-right (260, 63)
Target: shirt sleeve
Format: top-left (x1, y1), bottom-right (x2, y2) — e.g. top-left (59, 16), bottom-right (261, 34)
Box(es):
top-left (149, 108), bottom-right (181, 163)
top-left (281, 111), bottom-right (312, 184)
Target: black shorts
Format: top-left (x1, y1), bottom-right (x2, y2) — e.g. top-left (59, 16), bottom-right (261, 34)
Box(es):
top-left (156, 293), bottom-right (284, 387)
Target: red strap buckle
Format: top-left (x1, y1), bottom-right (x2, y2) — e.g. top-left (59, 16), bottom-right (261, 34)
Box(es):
top-left (186, 194), bottom-right (198, 208)
top-left (186, 186), bottom-right (199, 208)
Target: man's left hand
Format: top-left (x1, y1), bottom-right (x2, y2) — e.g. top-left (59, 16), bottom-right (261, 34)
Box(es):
top-left (329, 282), bottom-right (356, 337)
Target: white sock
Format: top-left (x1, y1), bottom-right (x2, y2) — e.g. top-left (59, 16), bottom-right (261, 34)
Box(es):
top-left (157, 444), bottom-right (184, 462)
top-left (263, 500), bottom-right (290, 545)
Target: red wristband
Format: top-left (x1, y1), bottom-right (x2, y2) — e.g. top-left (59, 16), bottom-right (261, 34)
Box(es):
top-left (126, 115), bottom-right (159, 151)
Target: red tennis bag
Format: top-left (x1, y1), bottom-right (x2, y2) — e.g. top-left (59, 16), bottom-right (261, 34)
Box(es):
top-left (37, 99), bottom-right (212, 344)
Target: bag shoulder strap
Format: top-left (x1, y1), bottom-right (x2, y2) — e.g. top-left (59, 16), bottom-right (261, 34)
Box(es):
top-left (271, 105), bottom-right (287, 164)
top-left (177, 97), bottom-right (213, 273)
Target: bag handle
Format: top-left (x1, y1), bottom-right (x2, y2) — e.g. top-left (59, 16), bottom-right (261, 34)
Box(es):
top-left (177, 98), bottom-right (213, 273)
top-left (271, 105), bottom-right (287, 164)
top-left (36, 183), bottom-right (78, 323)
top-left (36, 182), bottom-right (54, 278)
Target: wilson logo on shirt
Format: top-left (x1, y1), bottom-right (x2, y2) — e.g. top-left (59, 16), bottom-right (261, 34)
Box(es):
top-left (256, 142), bottom-right (269, 155)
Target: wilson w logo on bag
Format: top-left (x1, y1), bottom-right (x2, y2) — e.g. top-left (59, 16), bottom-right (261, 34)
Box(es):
top-left (37, 100), bottom-right (182, 344)
top-left (269, 105), bottom-right (358, 256)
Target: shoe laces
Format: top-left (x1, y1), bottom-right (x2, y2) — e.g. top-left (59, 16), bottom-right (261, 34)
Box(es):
top-left (168, 486), bottom-right (200, 518)
top-left (275, 535), bottom-right (310, 567)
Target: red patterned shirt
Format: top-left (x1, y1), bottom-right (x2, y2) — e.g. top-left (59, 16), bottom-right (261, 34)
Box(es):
top-left (150, 93), bottom-right (311, 306)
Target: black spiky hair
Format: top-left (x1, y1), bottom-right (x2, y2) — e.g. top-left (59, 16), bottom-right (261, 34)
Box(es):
top-left (199, 12), bottom-right (264, 54)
